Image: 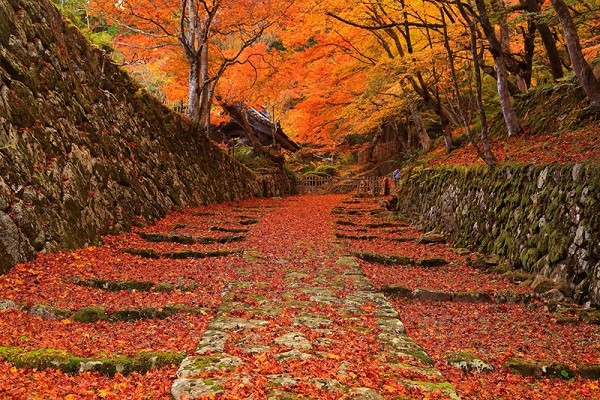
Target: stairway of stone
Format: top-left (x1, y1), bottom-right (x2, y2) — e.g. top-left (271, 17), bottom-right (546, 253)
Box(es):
top-left (171, 195), bottom-right (459, 399)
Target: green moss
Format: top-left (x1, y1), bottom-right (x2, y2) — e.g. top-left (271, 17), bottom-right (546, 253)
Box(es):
top-left (547, 234), bottom-right (570, 263)
top-left (117, 280), bottom-right (155, 291)
top-left (123, 248), bottom-right (160, 259)
top-left (405, 349), bottom-right (434, 366)
top-left (208, 226), bottom-right (249, 233)
top-left (239, 219), bottom-right (259, 225)
top-left (335, 233), bottom-right (379, 240)
top-left (419, 258), bottom-right (449, 267)
top-left (519, 248), bottom-right (541, 272)
top-left (0, 345), bottom-right (184, 376)
top-left (163, 249), bottom-right (240, 259)
top-left (154, 282), bottom-right (175, 292)
top-left (72, 306), bottom-right (108, 323)
top-left (380, 285), bottom-right (412, 298)
top-left (352, 251), bottom-right (415, 266)
top-left (13, 348), bottom-right (82, 373)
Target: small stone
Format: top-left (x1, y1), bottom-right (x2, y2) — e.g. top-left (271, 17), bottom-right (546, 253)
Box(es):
top-left (574, 226), bottom-right (586, 246)
top-left (0, 300), bottom-right (20, 310)
top-left (267, 374), bottom-right (298, 388)
top-left (572, 163), bottom-right (582, 182)
top-left (537, 167), bottom-right (549, 189)
top-left (346, 387), bottom-right (385, 399)
top-left (27, 304), bottom-right (70, 320)
top-left (412, 289), bottom-right (453, 302)
top-left (531, 275), bottom-right (557, 294)
top-left (541, 289), bottom-right (565, 302)
top-left (274, 332), bottom-right (312, 350)
top-left (171, 378), bottom-right (225, 399)
top-left (274, 349), bottom-right (313, 362)
top-left (484, 254), bottom-right (501, 266)
top-left (312, 378), bottom-right (343, 391)
top-left (79, 361), bottom-right (104, 373)
top-left (293, 313), bottom-right (332, 328)
top-left (176, 354), bottom-right (242, 378)
top-left (415, 233), bottom-right (447, 244)
top-left (455, 248), bottom-right (471, 256)
top-left (195, 330), bottom-right (228, 355)
top-left (446, 351), bottom-right (494, 373)
top-left (376, 317), bottom-right (406, 334)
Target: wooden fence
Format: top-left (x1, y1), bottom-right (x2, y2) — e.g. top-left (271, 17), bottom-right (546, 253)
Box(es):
top-left (297, 175), bottom-right (391, 196)
top-left (297, 175), bottom-right (335, 194)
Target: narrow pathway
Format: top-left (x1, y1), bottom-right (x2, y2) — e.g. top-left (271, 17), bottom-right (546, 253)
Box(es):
top-left (171, 195), bottom-right (458, 399)
top-left (1, 194), bottom-right (597, 399)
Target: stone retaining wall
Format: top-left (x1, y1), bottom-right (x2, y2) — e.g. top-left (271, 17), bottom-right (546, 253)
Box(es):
top-left (397, 163), bottom-right (600, 306)
top-left (0, 0), bottom-right (294, 273)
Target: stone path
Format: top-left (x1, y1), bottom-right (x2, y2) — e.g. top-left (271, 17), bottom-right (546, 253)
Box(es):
top-left (171, 195), bottom-right (459, 399)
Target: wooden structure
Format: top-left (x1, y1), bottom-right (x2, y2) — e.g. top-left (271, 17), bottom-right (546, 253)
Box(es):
top-left (211, 104), bottom-right (300, 152)
top-left (297, 175), bottom-right (335, 194)
top-left (297, 175), bottom-right (390, 196)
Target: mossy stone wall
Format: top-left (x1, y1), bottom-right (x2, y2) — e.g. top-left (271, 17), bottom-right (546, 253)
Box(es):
top-left (397, 163), bottom-right (600, 306)
top-left (0, 0), bottom-right (295, 273)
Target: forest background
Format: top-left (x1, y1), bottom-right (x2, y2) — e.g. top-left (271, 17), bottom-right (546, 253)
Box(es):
top-left (55, 0), bottom-right (600, 168)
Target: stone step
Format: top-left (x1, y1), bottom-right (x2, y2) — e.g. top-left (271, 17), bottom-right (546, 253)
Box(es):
top-left (171, 256), bottom-right (459, 399)
top-left (123, 248), bottom-right (241, 259)
top-left (381, 286), bottom-right (534, 304)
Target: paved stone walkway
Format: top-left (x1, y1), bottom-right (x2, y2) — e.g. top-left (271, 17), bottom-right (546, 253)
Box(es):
top-left (171, 195), bottom-right (459, 399)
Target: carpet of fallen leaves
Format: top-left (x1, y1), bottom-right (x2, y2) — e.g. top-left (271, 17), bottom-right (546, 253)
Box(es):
top-left (425, 122), bottom-right (600, 167)
top-left (0, 198), bottom-right (283, 399)
top-left (337, 197), bottom-right (600, 400)
top-left (1, 193), bottom-right (599, 399)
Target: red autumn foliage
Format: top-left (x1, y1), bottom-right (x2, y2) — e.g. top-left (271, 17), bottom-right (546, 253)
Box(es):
top-left (0, 194), bottom-right (598, 399)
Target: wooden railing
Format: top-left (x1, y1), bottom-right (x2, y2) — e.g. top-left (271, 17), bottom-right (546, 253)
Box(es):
top-left (297, 175), bottom-right (391, 196)
top-left (297, 175), bottom-right (334, 194)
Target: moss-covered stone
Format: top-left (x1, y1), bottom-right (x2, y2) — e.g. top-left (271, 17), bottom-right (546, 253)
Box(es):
top-left (380, 286), bottom-right (413, 298)
top-left (239, 219), bottom-right (259, 225)
top-left (163, 249), bottom-right (241, 259)
top-left (504, 357), bottom-right (575, 379)
top-left (578, 363), bottom-right (600, 380)
top-left (336, 233), bottom-right (379, 240)
top-left (139, 232), bottom-right (246, 245)
top-left (419, 258), bottom-right (449, 267)
top-left (72, 305), bottom-right (108, 323)
top-left (445, 351), bottom-right (494, 372)
top-left (123, 248), bottom-right (160, 259)
top-left (576, 309), bottom-right (600, 325)
top-left (352, 252), bottom-right (415, 266)
top-left (395, 163), bottom-right (600, 306)
top-left (208, 226), bottom-right (249, 233)
top-left (0, 346), bottom-right (183, 376)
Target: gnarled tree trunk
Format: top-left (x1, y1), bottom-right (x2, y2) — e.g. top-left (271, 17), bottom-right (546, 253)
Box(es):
top-left (551, 0), bottom-right (600, 108)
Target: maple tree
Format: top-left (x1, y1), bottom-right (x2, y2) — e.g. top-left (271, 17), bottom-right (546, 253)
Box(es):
top-left (90, 0), bottom-right (295, 133)
top-left (83, 0), bottom-right (599, 155)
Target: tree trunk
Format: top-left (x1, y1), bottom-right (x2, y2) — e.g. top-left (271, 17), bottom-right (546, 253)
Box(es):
top-left (443, 4), bottom-right (496, 167)
top-left (198, 45), bottom-right (211, 135)
top-left (474, 0), bottom-right (522, 136)
top-left (402, 83), bottom-right (431, 152)
top-left (187, 61), bottom-right (201, 123)
top-left (551, 0), bottom-right (600, 107)
top-left (367, 128), bottom-right (382, 164)
top-left (538, 23), bottom-right (565, 80)
top-left (495, 56), bottom-right (522, 137)
top-left (220, 102), bottom-right (284, 166)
